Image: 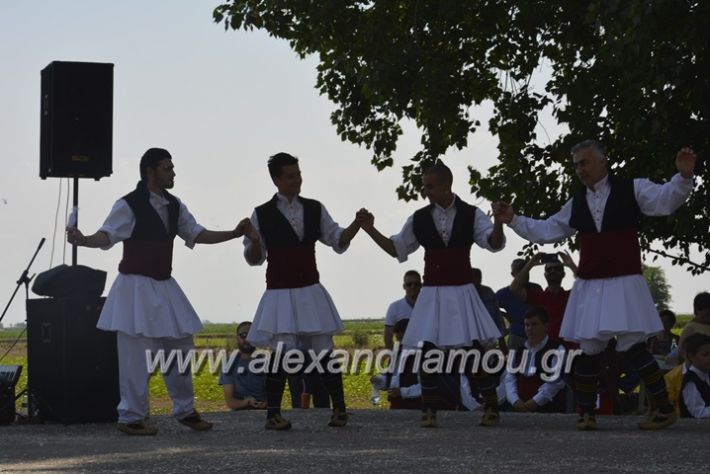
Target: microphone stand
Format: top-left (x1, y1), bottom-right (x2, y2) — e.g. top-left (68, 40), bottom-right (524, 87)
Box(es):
top-left (0, 238), bottom-right (44, 424)
top-left (0, 238), bottom-right (45, 326)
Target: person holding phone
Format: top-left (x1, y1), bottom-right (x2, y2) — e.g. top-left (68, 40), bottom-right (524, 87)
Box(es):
top-left (493, 140), bottom-right (696, 431)
top-left (509, 251), bottom-right (577, 342)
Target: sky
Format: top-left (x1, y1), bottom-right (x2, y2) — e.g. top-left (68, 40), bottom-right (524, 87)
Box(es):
top-left (0, 0), bottom-right (706, 327)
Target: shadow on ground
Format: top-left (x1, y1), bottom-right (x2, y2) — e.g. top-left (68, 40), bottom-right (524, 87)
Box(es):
top-left (0, 410), bottom-right (706, 473)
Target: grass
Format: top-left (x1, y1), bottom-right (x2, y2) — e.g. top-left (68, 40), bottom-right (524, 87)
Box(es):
top-left (0, 315), bottom-right (697, 415)
top-left (0, 321), bottom-right (387, 415)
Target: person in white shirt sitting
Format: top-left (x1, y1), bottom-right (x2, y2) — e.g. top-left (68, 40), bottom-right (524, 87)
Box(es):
top-left (503, 307), bottom-right (567, 413)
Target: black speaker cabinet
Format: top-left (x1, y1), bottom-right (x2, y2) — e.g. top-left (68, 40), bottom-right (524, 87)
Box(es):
top-left (26, 296), bottom-right (119, 423)
top-left (40, 61), bottom-right (113, 180)
top-left (0, 384), bottom-right (15, 425)
top-left (0, 366), bottom-right (22, 425)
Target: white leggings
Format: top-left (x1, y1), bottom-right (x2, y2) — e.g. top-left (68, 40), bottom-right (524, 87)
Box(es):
top-left (116, 332), bottom-right (196, 423)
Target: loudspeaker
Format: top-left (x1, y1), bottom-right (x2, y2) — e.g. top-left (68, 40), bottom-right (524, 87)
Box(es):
top-left (0, 383), bottom-right (15, 425)
top-left (26, 296), bottom-right (119, 423)
top-left (32, 264), bottom-right (107, 299)
top-left (0, 366), bottom-right (22, 425)
top-left (40, 61), bottom-right (113, 180)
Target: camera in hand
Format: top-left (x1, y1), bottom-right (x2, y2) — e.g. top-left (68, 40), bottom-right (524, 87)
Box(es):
top-left (540, 253), bottom-right (560, 264)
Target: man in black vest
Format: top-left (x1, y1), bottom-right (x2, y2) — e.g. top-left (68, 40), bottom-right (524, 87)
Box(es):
top-left (68, 148), bottom-right (249, 435)
top-left (493, 140), bottom-right (696, 430)
top-left (240, 152), bottom-right (361, 430)
top-left (357, 162), bottom-right (506, 428)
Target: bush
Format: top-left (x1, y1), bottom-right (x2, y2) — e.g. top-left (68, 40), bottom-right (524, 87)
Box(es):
top-left (351, 329), bottom-right (370, 348)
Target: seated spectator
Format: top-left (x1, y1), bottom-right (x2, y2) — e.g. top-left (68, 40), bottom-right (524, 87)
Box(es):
top-left (665, 294), bottom-right (710, 411)
top-left (648, 310), bottom-right (680, 356)
top-left (219, 322), bottom-right (267, 410)
top-left (678, 292), bottom-right (710, 359)
top-left (503, 307), bottom-right (567, 413)
top-left (383, 270), bottom-right (421, 350)
top-left (371, 318), bottom-right (421, 409)
top-left (679, 333), bottom-right (710, 418)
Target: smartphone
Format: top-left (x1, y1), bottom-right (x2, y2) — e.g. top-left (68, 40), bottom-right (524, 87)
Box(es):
top-left (540, 253), bottom-right (560, 264)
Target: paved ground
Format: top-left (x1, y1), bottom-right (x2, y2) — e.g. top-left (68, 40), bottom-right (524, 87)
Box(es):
top-left (0, 410), bottom-right (707, 473)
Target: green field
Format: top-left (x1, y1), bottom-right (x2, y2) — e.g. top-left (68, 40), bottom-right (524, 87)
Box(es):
top-left (0, 320), bottom-right (387, 414)
top-left (0, 316), bottom-right (694, 415)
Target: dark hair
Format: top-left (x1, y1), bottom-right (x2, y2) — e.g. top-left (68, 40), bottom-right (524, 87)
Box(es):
top-left (471, 267), bottom-right (482, 280)
top-left (524, 306), bottom-right (549, 324)
top-left (404, 270), bottom-right (421, 280)
top-left (422, 162), bottom-right (453, 185)
top-left (693, 291), bottom-right (710, 314)
top-left (393, 318), bottom-right (409, 335)
top-left (268, 152), bottom-right (299, 178)
top-left (236, 321), bottom-right (252, 335)
top-left (683, 333), bottom-right (710, 357)
top-left (140, 148), bottom-right (172, 181)
top-left (659, 309), bottom-right (676, 326)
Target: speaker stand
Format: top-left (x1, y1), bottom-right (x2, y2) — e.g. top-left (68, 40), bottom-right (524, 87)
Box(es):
top-left (72, 176), bottom-right (78, 266)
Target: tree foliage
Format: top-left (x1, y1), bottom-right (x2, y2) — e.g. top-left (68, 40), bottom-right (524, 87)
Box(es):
top-left (643, 265), bottom-right (672, 311)
top-left (213, 0), bottom-right (709, 274)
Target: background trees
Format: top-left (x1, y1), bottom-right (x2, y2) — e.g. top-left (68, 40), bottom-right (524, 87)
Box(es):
top-left (214, 1), bottom-right (709, 273)
top-left (643, 265), bottom-right (673, 310)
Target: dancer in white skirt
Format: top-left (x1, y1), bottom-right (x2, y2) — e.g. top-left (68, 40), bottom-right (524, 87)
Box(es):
top-left (241, 152), bottom-right (360, 430)
top-left (357, 162), bottom-right (506, 428)
top-left (494, 140), bottom-right (696, 430)
top-left (68, 148), bottom-right (249, 435)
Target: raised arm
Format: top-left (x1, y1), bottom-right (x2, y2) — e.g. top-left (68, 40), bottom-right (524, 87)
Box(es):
top-left (488, 219), bottom-right (505, 250)
top-left (634, 147), bottom-right (696, 216)
top-left (318, 204), bottom-right (360, 253)
top-left (510, 254), bottom-right (542, 301)
top-left (195, 218), bottom-right (251, 244)
top-left (338, 217), bottom-right (361, 248)
top-left (356, 209), bottom-right (398, 258)
top-left (242, 214), bottom-right (264, 265)
top-left (558, 250), bottom-right (578, 277)
top-left (474, 206), bottom-right (505, 252)
top-left (493, 200), bottom-right (576, 244)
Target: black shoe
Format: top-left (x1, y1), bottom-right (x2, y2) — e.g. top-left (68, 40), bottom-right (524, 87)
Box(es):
top-left (265, 414), bottom-right (292, 431)
top-left (576, 412), bottom-right (597, 431)
top-left (328, 409), bottom-right (348, 427)
top-left (117, 421), bottom-right (158, 436)
top-left (178, 411), bottom-right (213, 431)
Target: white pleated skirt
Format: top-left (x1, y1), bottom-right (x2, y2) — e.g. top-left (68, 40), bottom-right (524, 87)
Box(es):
top-left (559, 274), bottom-right (662, 342)
top-left (402, 284), bottom-right (501, 349)
top-left (97, 273), bottom-right (203, 338)
top-left (247, 283), bottom-right (345, 351)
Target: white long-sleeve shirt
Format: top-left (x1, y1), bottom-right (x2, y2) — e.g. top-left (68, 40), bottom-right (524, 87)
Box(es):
top-left (391, 195), bottom-right (504, 262)
top-left (682, 365), bottom-right (710, 419)
top-left (503, 336), bottom-right (566, 407)
top-left (243, 194), bottom-right (347, 265)
top-left (99, 191), bottom-right (205, 249)
top-left (371, 349), bottom-right (422, 399)
top-left (510, 173), bottom-right (694, 243)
